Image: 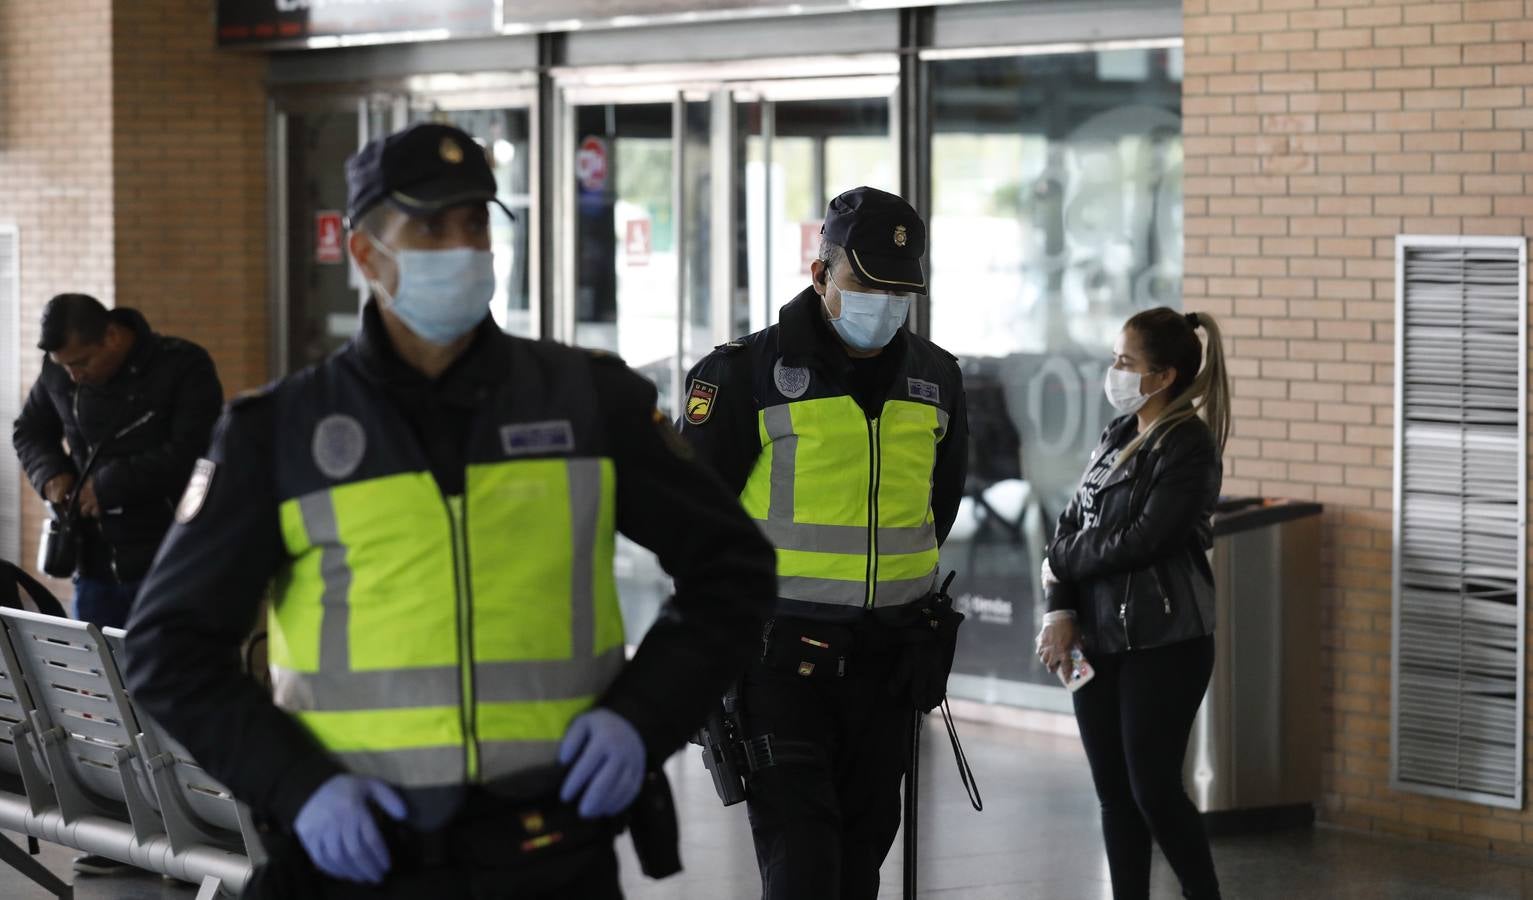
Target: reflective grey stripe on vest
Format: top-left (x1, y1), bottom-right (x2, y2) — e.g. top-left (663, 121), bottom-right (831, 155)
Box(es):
top-left (757, 520), bottom-right (937, 556)
top-left (777, 569), bottom-right (938, 608)
top-left (335, 746), bottom-right (464, 788)
top-left (568, 458), bottom-right (600, 660)
top-left (298, 491), bottom-right (351, 675)
top-left (776, 576), bottom-right (867, 607)
top-left (878, 570), bottom-right (941, 607)
top-left (271, 648), bottom-right (626, 712)
top-left (762, 404), bottom-right (797, 520)
top-left (337, 741), bottom-right (565, 789)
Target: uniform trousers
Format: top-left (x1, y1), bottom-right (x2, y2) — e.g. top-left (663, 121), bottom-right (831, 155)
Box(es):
top-left (741, 641), bottom-right (912, 900)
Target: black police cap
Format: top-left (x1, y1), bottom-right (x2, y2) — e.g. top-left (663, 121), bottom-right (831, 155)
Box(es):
top-left (820, 186), bottom-right (927, 295)
top-left (345, 123), bottom-right (511, 227)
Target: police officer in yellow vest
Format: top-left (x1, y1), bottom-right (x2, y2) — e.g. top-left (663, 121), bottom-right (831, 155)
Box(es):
top-left (124, 123), bottom-right (775, 898)
top-left (679, 187), bottom-right (968, 900)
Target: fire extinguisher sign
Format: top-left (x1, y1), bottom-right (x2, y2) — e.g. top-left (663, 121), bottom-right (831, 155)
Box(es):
top-left (315, 211), bottom-right (345, 265)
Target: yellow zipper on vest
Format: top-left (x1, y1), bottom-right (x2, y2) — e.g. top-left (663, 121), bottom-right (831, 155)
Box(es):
top-left (865, 416), bottom-right (882, 609)
top-left (446, 495), bottom-right (480, 781)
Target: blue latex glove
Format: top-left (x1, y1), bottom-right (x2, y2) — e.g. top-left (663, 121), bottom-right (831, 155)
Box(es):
top-left (558, 708), bottom-right (646, 819)
top-left (294, 774), bottom-right (407, 885)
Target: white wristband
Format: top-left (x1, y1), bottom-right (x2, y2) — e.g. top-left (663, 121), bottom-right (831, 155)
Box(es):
top-left (1043, 610), bottom-right (1077, 625)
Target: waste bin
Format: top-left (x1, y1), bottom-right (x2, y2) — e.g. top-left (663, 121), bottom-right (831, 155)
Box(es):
top-left (1184, 497), bottom-right (1324, 832)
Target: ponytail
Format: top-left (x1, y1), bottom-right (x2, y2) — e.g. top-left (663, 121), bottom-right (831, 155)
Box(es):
top-left (1112, 308), bottom-right (1230, 472)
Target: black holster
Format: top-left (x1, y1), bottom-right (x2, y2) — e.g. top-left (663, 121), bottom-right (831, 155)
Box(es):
top-left (626, 769), bottom-right (682, 879)
top-left (883, 571), bottom-right (964, 713)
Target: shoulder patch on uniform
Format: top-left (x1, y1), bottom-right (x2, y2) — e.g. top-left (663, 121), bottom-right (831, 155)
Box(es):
top-left (685, 379), bottom-right (718, 426)
top-left (908, 378), bottom-right (941, 405)
top-left (175, 459), bottom-right (216, 524)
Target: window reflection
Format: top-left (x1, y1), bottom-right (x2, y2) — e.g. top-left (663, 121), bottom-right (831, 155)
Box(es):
top-left (931, 48), bottom-right (1184, 700)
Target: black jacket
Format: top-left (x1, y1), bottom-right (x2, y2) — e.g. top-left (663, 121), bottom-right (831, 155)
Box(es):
top-left (124, 304), bottom-right (776, 828)
top-left (679, 287), bottom-right (969, 621)
top-left (12, 309), bottom-right (223, 582)
top-left (1045, 414), bottom-right (1222, 656)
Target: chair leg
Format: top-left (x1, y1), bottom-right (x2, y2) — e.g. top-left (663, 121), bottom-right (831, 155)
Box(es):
top-left (0, 832), bottom-right (72, 898)
top-left (194, 874), bottom-right (223, 900)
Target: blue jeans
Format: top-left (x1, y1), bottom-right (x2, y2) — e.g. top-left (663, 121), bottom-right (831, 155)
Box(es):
top-left (72, 577), bottom-right (142, 629)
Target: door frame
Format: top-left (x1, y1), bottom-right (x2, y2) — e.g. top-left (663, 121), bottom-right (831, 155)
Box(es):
top-left (549, 57), bottom-right (902, 412)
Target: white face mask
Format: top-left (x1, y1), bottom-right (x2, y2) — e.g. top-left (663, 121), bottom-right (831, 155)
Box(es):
top-left (1104, 366), bottom-right (1165, 414)
top-left (369, 237), bottom-right (496, 346)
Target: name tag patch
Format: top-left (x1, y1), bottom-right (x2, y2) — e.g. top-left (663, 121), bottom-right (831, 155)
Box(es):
top-left (501, 421), bottom-right (575, 457)
top-left (908, 378), bottom-right (941, 405)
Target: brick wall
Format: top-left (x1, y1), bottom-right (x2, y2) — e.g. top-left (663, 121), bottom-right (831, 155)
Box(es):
top-left (1184, 0), bottom-right (1533, 855)
top-left (0, 0), bottom-right (267, 585)
top-left (113, 1), bottom-right (269, 395)
top-left (0, 1), bottom-right (117, 589)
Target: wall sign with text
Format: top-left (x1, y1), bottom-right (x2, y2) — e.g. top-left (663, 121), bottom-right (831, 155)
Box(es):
top-left (217, 0), bottom-right (497, 48)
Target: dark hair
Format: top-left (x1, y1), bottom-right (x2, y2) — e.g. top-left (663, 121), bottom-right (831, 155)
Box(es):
top-left (816, 238), bottom-right (846, 283)
top-left (1114, 306), bottom-right (1231, 468)
top-left (38, 294), bottom-right (111, 353)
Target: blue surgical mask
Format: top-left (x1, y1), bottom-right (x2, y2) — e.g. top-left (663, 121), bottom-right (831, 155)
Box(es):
top-left (369, 239), bottom-right (496, 345)
top-left (828, 288), bottom-right (912, 352)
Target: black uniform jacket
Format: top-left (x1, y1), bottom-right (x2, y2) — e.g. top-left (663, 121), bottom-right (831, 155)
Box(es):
top-left (1045, 414), bottom-right (1223, 656)
top-left (678, 287), bottom-right (969, 621)
top-left (124, 303), bottom-right (776, 828)
top-left (12, 308), bottom-right (223, 582)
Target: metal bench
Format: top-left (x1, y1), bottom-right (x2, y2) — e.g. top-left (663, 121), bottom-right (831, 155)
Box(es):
top-left (0, 608), bottom-right (255, 898)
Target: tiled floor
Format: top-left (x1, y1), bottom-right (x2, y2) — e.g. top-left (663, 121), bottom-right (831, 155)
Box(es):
top-left (5, 720), bottom-right (1532, 898)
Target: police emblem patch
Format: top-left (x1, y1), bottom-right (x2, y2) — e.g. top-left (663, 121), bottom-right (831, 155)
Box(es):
top-left (894, 224), bottom-right (908, 248)
top-left (175, 459), bottom-right (216, 524)
top-left (685, 380), bottom-right (718, 425)
top-left (907, 378), bottom-right (940, 405)
top-left (500, 420), bottom-right (575, 457)
top-left (440, 136), bottom-right (464, 164)
top-left (773, 359), bottom-right (810, 400)
top-left (312, 415), bottom-right (367, 480)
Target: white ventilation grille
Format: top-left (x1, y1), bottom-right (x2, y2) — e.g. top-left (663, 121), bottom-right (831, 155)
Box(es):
top-left (1392, 235), bottom-right (1527, 809)
top-left (0, 227), bottom-right (20, 566)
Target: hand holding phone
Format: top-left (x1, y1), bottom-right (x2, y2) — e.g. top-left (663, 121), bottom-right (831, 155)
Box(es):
top-left (1058, 646), bottom-right (1095, 693)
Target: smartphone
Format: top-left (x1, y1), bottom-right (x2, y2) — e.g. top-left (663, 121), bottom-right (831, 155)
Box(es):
top-left (1058, 646), bottom-right (1095, 692)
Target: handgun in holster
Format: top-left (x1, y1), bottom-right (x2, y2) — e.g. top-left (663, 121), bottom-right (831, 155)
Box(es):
top-left (692, 683), bottom-right (775, 807)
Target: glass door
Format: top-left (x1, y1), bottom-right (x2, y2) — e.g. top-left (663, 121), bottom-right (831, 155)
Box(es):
top-left (274, 92), bottom-right (399, 374)
top-left (737, 78), bottom-right (900, 334)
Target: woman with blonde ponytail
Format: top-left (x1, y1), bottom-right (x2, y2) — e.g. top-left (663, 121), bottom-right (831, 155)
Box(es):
top-left (1033, 307), bottom-right (1227, 900)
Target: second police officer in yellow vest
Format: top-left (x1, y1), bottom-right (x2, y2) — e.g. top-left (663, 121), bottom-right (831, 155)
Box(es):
top-left (124, 123), bottom-right (776, 898)
top-left (680, 187), bottom-right (970, 900)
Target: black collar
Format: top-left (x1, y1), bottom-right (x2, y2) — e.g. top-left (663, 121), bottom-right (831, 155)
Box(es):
top-left (351, 300), bottom-right (505, 403)
top-left (776, 286), bottom-right (907, 375)
top-left (110, 308), bottom-right (157, 378)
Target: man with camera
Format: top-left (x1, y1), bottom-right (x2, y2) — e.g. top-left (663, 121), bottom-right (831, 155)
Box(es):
top-left (11, 292), bottom-right (222, 875)
top-left (13, 293), bottom-right (223, 628)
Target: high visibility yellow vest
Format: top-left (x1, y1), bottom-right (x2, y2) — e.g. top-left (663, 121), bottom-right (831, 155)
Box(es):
top-left (265, 341), bottom-right (624, 789)
top-left (742, 394), bottom-right (949, 610)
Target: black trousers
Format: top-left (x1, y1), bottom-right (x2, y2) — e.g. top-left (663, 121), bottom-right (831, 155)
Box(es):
top-left (1072, 635), bottom-right (1221, 900)
top-left (243, 823), bottom-right (623, 900)
top-left (741, 649), bottom-right (912, 900)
